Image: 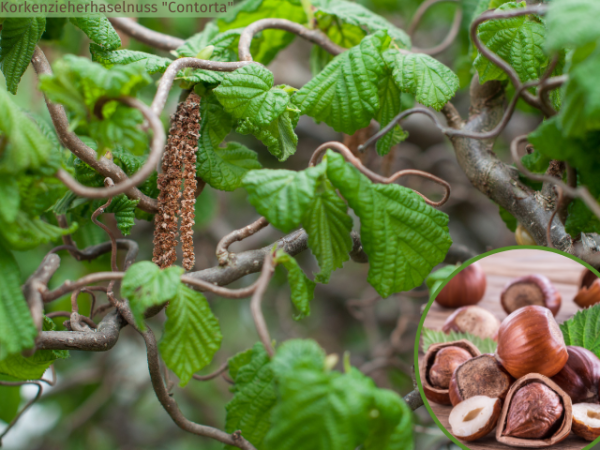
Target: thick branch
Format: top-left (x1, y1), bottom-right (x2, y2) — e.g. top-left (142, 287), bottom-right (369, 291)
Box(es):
top-left (403, 389), bottom-right (424, 411)
top-left (23, 254), bottom-right (61, 332)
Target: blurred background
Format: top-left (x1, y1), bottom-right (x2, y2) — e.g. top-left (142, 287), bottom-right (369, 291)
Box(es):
top-left (0, 0), bottom-right (550, 449)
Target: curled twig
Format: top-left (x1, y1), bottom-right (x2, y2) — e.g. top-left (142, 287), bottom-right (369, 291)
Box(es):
top-left (0, 380), bottom-right (44, 445)
top-left (216, 217), bottom-right (270, 266)
top-left (250, 254), bottom-right (276, 358)
top-left (108, 17), bottom-right (185, 50)
top-left (409, 0), bottom-right (463, 56)
top-left (90, 178), bottom-right (119, 272)
top-left (310, 141), bottom-right (451, 207)
top-left (193, 362), bottom-right (229, 382)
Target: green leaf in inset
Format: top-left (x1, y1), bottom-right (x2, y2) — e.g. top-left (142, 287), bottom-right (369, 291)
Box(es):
top-left (302, 178), bottom-right (353, 284)
top-left (383, 50), bottom-right (459, 111)
top-left (326, 151), bottom-right (452, 297)
top-left (90, 44), bottom-right (171, 74)
top-left (473, 2), bottom-right (547, 84)
top-left (159, 285), bottom-right (222, 387)
top-left (0, 177), bottom-right (19, 223)
top-left (225, 343), bottom-right (276, 450)
top-left (421, 328), bottom-right (498, 354)
top-left (546, 0), bottom-right (600, 52)
top-left (70, 16), bottom-right (121, 50)
top-left (425, 264), bottom-right (459, 296)
top-left (274, 250), bottom-right (316, 319)
top-left (0, 89), bottom-right (52, 174)
top-left (214, 64), bottom-right (291, 126)
top-left (0, 18), bottom-right (46, 94)
top-left (236, 108), bottom-right (300, 162)
top-left (561, 304), bottom-right (600, 357)
top-left (293, 31), bottom-right (390, 134)
top-left (242, 165), bottom-right (325, 233)
top-left (122, 261), bottom-right (183, 330)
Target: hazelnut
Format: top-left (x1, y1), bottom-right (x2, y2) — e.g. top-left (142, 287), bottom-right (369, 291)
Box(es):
top-left (572, 403), bottom-right (600, 441)
top-left (551, 346), bottom-right (600, 404)
top-left (435, 262), bottom-right (487, 308)
top-left (449, 354), bottom-right (514, 406)
top-left (496, 305), bottom-right (568, 378)
top-left (442, 305), bottom-right (500, 340)
top-left (420, 340), bottom-right (481, 405)
top-left (496, 374), bottom-right (572, 447)
top-left (448, 395), bottom-right (501, 441)
top-left (429, 346), bottom-right (473, 389)
top-left (574, 269), bottom-right (600, 308)
top-left (500, 274), bottom-right (561, 316)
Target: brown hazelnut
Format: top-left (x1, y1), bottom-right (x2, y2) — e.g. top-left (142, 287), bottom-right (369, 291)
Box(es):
top-left (442, 305), bottom-right (500, 340)
top-left (449, 354), bottom-right (514, 406)
top-left (420, 340), bottom-right (481, 405)
top-left (574, 269), bottom-right (600, 308)
top-left (500, 274), bottom-right (561, 316)
top-left (429, 346), bottom-right (473, 389)
top-left (551, 346), bottom-right (600, 404)
top-left (496, 374), bottom-right (572, 447)
top-left (448, 395), bottom-right (501, 441)
top-left (496, 305), bottom-right (568, 378)
top-left (572, 403), bottom-right (600, 441)
top-left (435, 262), bottom-right (487, 308)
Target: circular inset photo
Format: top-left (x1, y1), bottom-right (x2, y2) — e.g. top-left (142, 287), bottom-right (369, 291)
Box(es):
top-left (415, 247), bottom-right (600, 449)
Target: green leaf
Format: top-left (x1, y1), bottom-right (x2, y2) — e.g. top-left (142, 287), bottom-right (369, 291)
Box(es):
top-left (499, 205), bottom-right (518, 233)
top-left (176, 21), bottom-right (220, 58)
top-left (236, 108), bottom-right (300, 162)
top-left (0, 18), bottom-right (46, 94)
top-left (364, 388), bottom-right (414, 450)
top-left (0, 382), bottom-right (20, 423)
top-left (159, 285), bottom-right (222, 387)
top-left (0, 244), bottom-right (36, 361)
top-left (425, 265), bottom-right (459, 295)
top-left (70, 16), bottom-right (121, 50)
top-left (218, 0), bottom-right (306, 65)
top-left (383, 50), bottom-right (459, 111)
top-left (90, 44), bottom-right (171, 75)
top-left (0, 89), bottom-right (52, 173)
top-left (326, 151), bottom-right (452, 297)
top-left (105, 194), bottom-right (139, 235)
top-left (121, 261), bottom-right (183, 330)
top-left (274, 250), bottom-right (316, 319)
top-left (310, 18), bottom-right (365, 75)
top-left (421, 328), bottom-right (498, 354)
top-left (0, 177), bottom-right (20, 223)
top-left (473, 2), bottom-right (548, 84)
top-left (561, 304), bottom-right (600, 357)
top-left (375, 73), bottom-right (408, 156)
top-left (214, 64), bottom-right (291, 126)
top-left (312, 0), bottom-right (411, 49)
top-left (0, 211), bottom-right (77, 251)
top-left (293, 31), bottom-right (389, 134)
top-left (227, 347), bottom-right (254, 381)
top-left (242, 165), bottom-right (326, 233)
top-left (225, 343), bottom-right (276, 450)
top-left (546, 0), bottom-right (600, 52)
top-left (302, 178), bottom-right (353, 284)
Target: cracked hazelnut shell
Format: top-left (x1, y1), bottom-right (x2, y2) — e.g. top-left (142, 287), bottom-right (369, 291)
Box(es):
top-left (496, 373), bottom-right (572, 448)
top-left (449, 354), bottom-right (514, 406)
top-left (420, 340), bottom-right (481, 405)
top-left (435, 262), bottom-right (487, 308)
top-left (496, 305), bottom-right (568, 379)
top-left (574, 269), bottom-right (600, 309)
top-left (442, 305), bottom-right (500, 340)
top-left (500, 274), bottom-right (561, 316)
top-left (572, 403), bottom-right (600, 441)
top-left (448, 395), bottom-right (501, 441)
top-left (551, 346), bottom-right (600, 404)
top-left (429, 346), bottom-right (473, 389)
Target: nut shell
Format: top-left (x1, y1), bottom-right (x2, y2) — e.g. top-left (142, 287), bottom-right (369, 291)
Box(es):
top-left (420, 340), bottom-right (481, 405)
top-left (449, 354), bottom-right (514, 406)
top-left (496, 305), bottom-right (568, 378)
top-left (500, 274), bottom-right (561, 316)
top-left (429, 346), bottom-right (473, 389)
top-left (551, 346), bottom-right (600, 404)
top-left (574, 269), bottom-right (600, 309)
top-left (496, 373), bottom-right (572, 448)
top-left (572, 403), bottom-right (600, 441)
top-left (449, 395), bottom-right (501, 441)
top-left (435, 263), bottom-right (487, 308)
top-left (441, 306), bottom-right (500, 340)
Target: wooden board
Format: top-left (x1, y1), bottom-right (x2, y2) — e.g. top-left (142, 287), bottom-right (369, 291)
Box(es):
top-left (420, 249), bottom-right (590, 450)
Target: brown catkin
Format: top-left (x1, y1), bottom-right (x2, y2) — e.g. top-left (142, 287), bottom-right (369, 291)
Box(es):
top-left (152, 91), bottom-right (201, 269)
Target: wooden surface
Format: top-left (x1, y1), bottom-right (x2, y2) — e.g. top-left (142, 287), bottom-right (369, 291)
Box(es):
top-left (420, 249), bottom-right (589, 449)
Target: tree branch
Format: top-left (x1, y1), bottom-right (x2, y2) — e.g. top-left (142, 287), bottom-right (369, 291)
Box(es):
top-left (109, 18), bottom-right (185, 51)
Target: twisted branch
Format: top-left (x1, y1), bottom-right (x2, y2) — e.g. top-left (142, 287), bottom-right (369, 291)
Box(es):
top-left (109, 17), bottom-right (185, 50)
top-left (216, 217), bottom-right (270, 266)
top-left (409, 0), bottom-right (463, 56)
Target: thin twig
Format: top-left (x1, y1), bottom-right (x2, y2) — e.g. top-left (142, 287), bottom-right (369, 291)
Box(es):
top-left (43, 272), bottom-right (125, 303)
top-left (193, 362), bottom-right (229, 382)
top-left (0, 380), bottom-right (43, 445)
top-left (309, 141), bottom-right (451, 207)
top-left (409, 0), bottom-right (462, 56)
top-left (109, 17), bottom-right (185, 50)
top-left (216, 217), bottom-right (270, 266)
top-left (250, 254), bottom-right (276, 358)
top-left (90, 178), bottom-right (119, 272)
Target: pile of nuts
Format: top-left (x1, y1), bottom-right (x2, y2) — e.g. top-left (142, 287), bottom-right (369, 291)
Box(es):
top-left (421, 264), bottom-right (600, 447)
